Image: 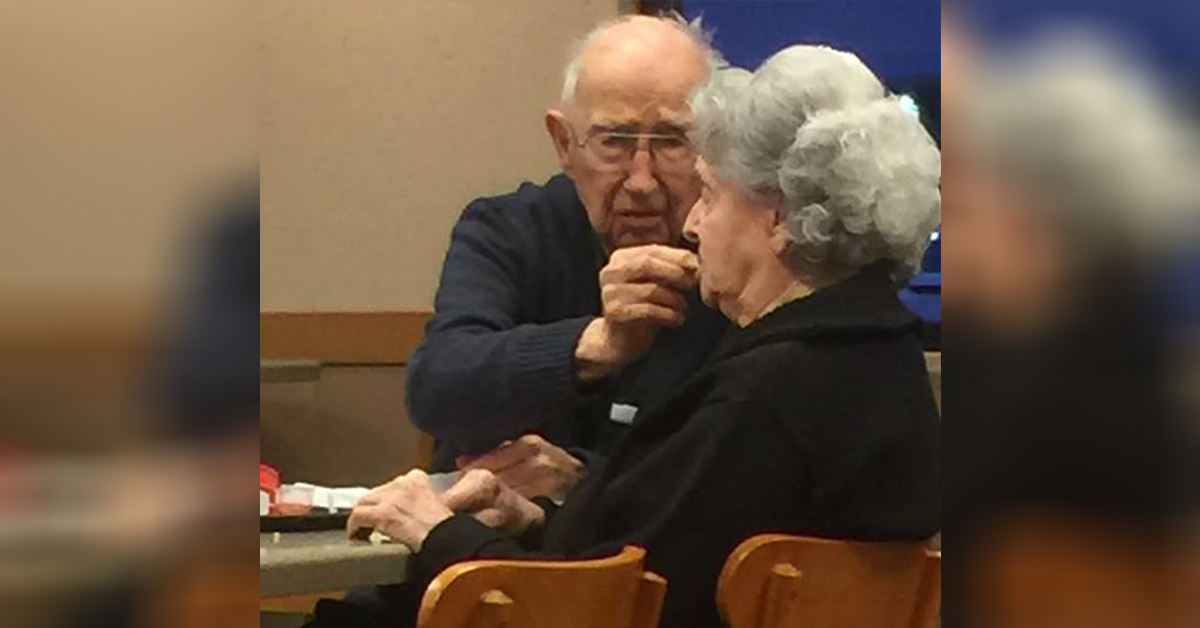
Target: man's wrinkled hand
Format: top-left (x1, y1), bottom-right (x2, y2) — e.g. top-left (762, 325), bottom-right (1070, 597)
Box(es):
top-left (600, 244), bottom-right (698, 327)
top-left (456, 434), bottom-right (584, 502)
top-left (346, 469), bottom-right (452, 552)
top-left (575, 245), bottom-right (698, 380)
top-left (440, 468), bottom-right (545, 536)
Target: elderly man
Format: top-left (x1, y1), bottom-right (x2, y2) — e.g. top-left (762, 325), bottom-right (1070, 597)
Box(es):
top-left (406, 15), bottom-right (729, 499)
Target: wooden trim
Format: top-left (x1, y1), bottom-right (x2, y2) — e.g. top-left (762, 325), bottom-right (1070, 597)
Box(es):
top-left (261, 590), bottom-right (345, 613)
top-left (260, 359), bottom-right (323, 383)
top-left (260, 311), bottom-right (430, 364)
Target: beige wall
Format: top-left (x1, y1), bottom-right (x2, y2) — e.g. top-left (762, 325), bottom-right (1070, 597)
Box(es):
top-left (262, 365), bottom-right (422, 486)
top-left (261, 0), bottom-right (621, 312)
top-left (0, 0), bottom-right (257, 309)
top-left (0, 1), bottom-right (257, 449)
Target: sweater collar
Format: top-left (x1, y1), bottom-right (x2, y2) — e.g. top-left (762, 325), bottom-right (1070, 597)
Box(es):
top-left (711, 263), bottom-right (920, 363)
top-left (552, 173), bottom-right (610, 271)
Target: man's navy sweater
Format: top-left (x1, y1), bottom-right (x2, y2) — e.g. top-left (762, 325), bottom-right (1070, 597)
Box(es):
top-left (406, 174), bottom-right (728, 471)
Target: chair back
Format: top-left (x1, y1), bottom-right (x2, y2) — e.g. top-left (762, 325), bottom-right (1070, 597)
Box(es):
top-left (717, 534), bottom-right (940, 628)
top-left (418, 545), bottom-right (667, 628)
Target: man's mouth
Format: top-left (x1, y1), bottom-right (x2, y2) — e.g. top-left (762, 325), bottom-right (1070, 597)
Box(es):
top-left (616, 214), bottom-right (666, 227)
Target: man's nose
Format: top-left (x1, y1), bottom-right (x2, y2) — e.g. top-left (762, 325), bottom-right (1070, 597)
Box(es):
top-left (622, 142), bottom-right (660, 196)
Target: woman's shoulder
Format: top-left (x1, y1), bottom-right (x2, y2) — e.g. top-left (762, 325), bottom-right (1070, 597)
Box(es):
top-left (715, 329), bottom-right (930, 394)
top-left (706, 331), bottom-right (937, 446)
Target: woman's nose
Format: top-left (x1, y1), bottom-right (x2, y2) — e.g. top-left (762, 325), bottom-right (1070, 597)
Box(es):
top-left (682, 202), bottom-right (701, 244)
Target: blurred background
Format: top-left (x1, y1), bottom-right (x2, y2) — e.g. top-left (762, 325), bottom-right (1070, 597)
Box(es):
top-left (0, 1), bottom-right (257, 627)
top-left (944, 2), bottom-right (1200, 627)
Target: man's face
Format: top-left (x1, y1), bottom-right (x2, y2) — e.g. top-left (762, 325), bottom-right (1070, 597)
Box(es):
top-left (551, 34), bottom-right (706, 250)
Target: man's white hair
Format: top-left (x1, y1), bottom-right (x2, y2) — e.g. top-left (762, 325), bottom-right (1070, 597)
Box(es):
top-left (559, 13), bottom-right (723, 106)
top-left (691, 45), bottom-right (942, 284)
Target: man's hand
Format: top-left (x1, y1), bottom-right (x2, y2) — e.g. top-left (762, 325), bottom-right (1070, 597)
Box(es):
top-left (600, 245), bottom-right (698, 326)
top-left (456, 434), bottom-right (584, 502)
top-left (441, 468), bottom-right (545, 536)
top-left (346, 469), bottom-right (452, 552)
top-left (575, 245), bottom-right (699, 381)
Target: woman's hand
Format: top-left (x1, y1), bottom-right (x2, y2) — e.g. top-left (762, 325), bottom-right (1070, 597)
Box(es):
top-left (346, 469), bottom-right (452, 552)
top-left (440, 469), bottom-right (545, 536)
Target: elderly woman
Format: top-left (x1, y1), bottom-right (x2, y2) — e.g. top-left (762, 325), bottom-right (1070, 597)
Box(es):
top-left (336, 45), bottom-right (941, 628)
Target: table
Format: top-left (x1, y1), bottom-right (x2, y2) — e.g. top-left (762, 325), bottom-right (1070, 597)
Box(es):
top-left (260, 530), bottom-right (410, 597)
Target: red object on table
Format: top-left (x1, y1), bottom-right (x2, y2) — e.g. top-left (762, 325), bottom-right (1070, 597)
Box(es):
top-left (260, 463), bottom-right (314, 516)
top-left (260, 463), bottom-right (280, 495)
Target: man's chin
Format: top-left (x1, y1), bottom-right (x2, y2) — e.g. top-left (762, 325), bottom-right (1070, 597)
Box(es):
top-left (612, 226), bottom-right (675, 249)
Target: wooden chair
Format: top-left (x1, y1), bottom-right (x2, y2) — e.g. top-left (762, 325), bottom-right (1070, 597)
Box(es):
top-left (717, 534), bottom-right (941, 628)
top-left (417, 545), bottom-right (667, 628)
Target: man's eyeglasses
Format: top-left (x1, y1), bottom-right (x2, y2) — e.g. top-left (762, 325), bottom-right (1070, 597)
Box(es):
top-left (566, 124), bottom-right (697, 173)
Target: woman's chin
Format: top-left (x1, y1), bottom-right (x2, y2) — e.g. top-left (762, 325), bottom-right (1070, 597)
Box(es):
top-left (698, 282), bottom-right (718, 310)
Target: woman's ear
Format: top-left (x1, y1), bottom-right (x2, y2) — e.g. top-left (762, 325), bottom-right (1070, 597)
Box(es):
top-left (544, 109), bottom-right (572, 170)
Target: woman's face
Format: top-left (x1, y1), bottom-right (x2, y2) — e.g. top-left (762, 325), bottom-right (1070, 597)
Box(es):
top-left (683, 158), bottom-right (781, 317)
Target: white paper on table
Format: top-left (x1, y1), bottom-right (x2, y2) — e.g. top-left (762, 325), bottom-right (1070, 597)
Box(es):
top-left (314, 486), bottom-right (334, 510)
top-left (330, 487), bottom-right (371, 509)
top-left (278, 483), bottom-right (316, 505)
top-left (277, 476), bottom-right (460, 511)
top-left (279, 482), bottom-right (371, 510)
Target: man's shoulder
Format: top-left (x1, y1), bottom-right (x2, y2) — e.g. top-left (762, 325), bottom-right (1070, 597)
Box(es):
top-left (464, 173), bottom-right (581, 223)
top-left (450, 174), bottom-right (594, 256)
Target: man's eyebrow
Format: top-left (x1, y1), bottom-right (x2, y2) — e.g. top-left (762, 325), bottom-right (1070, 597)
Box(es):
top-left (588, 120), bottom-right (691, 135)
top-left (588, 122), bottom-right (636, 134)
top-left (650, 121), bottom-right (690, 135)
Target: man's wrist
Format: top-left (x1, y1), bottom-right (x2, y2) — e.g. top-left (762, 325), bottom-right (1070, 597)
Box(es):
top-left (573, 318), bottom-right (620, 381)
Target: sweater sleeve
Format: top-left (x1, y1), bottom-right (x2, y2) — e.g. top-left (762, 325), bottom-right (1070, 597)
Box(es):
top-left (411, 491), bottom-right (570, 581)
top-left (405, 202), bottom-right (595, 454)
top-left (409, 514), bottom-right (532, 584)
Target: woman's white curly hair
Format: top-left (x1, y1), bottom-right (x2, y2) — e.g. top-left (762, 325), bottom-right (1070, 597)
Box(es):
top-left (690, 45), bottom-right (941, 283)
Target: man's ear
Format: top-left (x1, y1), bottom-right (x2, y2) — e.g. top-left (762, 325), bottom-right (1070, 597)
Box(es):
top-left (545, 109), bottom-right (572, 170)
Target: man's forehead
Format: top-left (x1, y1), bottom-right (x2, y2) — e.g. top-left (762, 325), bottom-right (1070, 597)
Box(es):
top-left (571, 22), bottom-right (707, 125)
top-left (574, 68), bottom-right (700, 128)
top-left (581, 53), bottom-right (702, 90)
